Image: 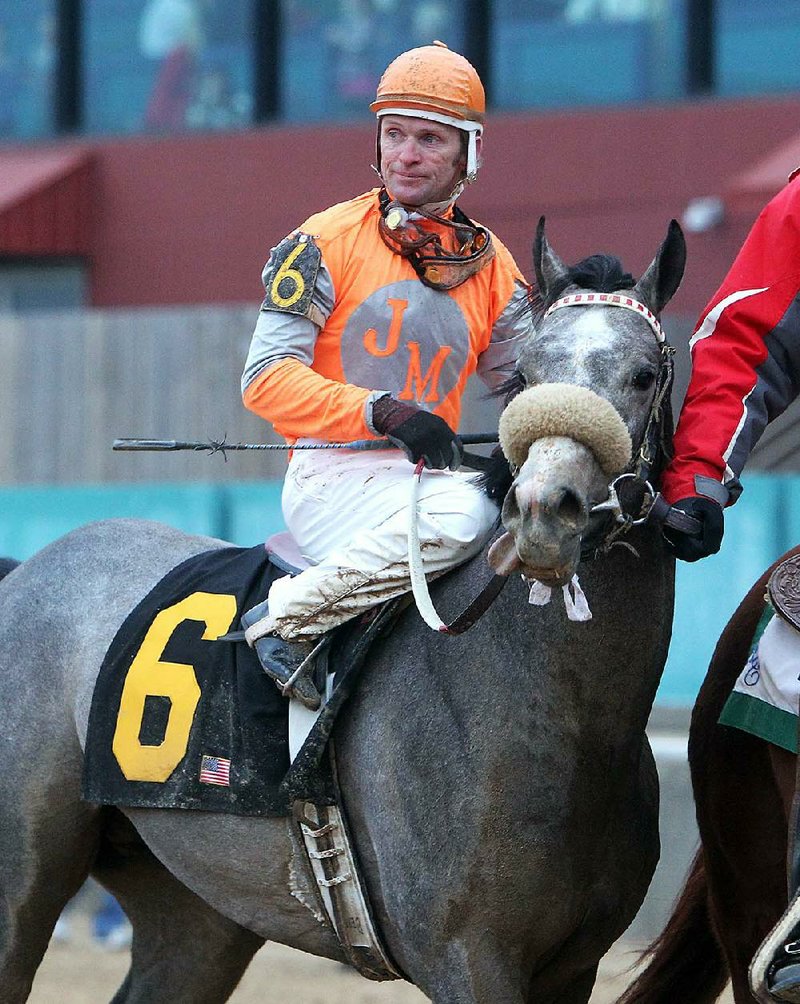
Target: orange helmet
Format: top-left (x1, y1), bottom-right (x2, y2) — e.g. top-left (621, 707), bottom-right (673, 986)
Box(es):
top-left (371, 41), bottom-right (485, 184)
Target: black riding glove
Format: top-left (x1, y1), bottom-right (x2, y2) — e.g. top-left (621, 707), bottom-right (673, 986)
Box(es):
top-left (663, 496), bottom-right (724, 562)
top-left (372, 396), bottom-right (463, 471)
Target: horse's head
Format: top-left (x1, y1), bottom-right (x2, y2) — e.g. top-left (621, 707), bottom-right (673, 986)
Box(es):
top-left (489, 217), bottom-right (686, 586)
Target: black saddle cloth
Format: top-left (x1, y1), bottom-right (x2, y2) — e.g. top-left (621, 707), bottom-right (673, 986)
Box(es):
top-left (82, 544), bottom-right (398, 816)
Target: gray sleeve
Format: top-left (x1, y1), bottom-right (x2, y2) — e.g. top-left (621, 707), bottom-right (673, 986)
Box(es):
top-left (241, 256), bottom-right (336, 394)
top-left (724, 296), bottom-right (800, 485)
top-left (475, 282), bottom-right (531, 392)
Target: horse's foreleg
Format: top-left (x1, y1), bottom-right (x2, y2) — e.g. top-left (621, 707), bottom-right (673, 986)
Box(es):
top-left (94, 812), bottom-right (264, 1004)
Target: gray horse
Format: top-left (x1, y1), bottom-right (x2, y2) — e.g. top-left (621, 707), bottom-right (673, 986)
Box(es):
top-left (0, 221), bottom-right (685, 1003)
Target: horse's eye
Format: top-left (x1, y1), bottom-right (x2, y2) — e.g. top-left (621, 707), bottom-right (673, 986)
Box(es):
top-left (632, 369), bottom-right (656, 391)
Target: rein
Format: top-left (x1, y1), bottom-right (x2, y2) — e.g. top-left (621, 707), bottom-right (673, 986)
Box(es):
top-left (408, 460), bottom-right (507, 635)
top-left (582, 337), bottom-right (677, 556)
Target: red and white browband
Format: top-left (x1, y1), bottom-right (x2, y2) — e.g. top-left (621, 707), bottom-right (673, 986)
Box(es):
top-left (543, 292), bottom-right (665, 343)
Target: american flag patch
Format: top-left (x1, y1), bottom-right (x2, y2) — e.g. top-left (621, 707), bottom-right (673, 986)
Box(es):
top-left (199, 754), bottom-right (231, 787)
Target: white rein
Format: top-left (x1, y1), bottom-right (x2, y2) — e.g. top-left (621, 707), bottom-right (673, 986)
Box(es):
top-left (407, 460), bottom-right (592, 630)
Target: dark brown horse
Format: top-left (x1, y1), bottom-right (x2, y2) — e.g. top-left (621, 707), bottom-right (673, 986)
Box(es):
top-left (618, 547), bottom-right (800, 1004)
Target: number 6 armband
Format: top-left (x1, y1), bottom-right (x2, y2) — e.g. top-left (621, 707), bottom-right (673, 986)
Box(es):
top-left (260, 231), bottom-right (324, 324)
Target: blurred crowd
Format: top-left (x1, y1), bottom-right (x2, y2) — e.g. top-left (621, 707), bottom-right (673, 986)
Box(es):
top-left (53, 885), bottom-right (132, 952)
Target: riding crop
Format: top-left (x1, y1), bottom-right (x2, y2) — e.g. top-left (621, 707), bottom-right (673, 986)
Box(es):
top-left (113, 434), bottom-right (498, 454)
top-left (112, 434), bottom-right (499, 470)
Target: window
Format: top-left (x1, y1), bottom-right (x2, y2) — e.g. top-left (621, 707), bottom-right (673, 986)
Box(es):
top-left (0, 261), bottom-right (87, 312)
top-left (0, 0), bottom-right (57, 140)
top-left (281, 0), bottom-right (467, 124)
top-left (83, 0), bottom-right (255, 136)
top-left (716, 0), bottom-right (800, 97)
top-left (491, 0), bottom-right (688, 111)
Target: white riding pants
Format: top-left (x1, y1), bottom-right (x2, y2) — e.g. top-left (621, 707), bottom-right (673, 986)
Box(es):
top-left (267, 449), bottom-right (499, 640)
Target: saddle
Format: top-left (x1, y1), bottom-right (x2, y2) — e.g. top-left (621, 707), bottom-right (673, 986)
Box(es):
top-left (768, 553), bottom-right (800, 632)
top-left (82, 534), bottom-right (404, 981)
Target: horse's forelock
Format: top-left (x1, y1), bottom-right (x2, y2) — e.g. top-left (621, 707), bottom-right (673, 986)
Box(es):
top-left (567, 254), bottom-right (634, 295)
top-left (532, 253), bottom-right (635, 323)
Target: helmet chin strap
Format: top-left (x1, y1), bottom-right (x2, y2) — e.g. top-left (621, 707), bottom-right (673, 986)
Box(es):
top-left (370, 164), bottom-right (468, 216)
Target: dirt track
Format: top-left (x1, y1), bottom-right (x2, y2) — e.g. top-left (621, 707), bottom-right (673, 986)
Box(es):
top-left (29, 915), bottom-right (736, 1003)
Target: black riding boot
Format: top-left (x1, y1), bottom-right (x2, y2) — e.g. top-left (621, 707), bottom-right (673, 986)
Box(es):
top-left (252, 634), bottom-right (322, 711)
top-left (766, 732), bottom-right (800, 1001)
top-left (241, 603), bottom-right (322, 711)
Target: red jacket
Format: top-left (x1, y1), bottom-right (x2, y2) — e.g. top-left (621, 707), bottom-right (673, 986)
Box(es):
top-left (661, 172), bottom-right (800, 505)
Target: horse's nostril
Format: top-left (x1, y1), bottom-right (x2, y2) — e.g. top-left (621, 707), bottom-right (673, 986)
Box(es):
top-left (545, 487), bottom-right (585, 528)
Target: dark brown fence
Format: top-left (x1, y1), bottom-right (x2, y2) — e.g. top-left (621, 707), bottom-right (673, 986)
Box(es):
top-left (0, 304), bottom-right (291, 484)
top-left (0, 305), bottom-right (706, 486)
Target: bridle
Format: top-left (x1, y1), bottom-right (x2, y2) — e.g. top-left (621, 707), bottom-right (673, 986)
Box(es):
top-left (543, 291), bottom-right (666, 342)
top-left (541, 293), bottom-right (697, 555)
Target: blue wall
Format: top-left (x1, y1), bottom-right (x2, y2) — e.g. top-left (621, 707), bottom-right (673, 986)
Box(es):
top-left (0, 481), bottom-right (285, 559)
top-left (0, 475), bottom-right (791, 706)
top-left (662, 472), bottom-right (793, 705)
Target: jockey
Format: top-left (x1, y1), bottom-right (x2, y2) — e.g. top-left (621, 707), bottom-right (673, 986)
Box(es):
top-left (240, 42), bottom-right (531, 710)
top-left (661, 171), bottom-right (800, 1002)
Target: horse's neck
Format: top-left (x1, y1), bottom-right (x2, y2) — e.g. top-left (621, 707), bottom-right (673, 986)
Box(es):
top-left (442, 527), bottom-right (673, 739)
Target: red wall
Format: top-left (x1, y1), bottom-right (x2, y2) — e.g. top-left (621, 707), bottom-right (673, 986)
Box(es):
top-left (35, 93), bottom-right (800, 317)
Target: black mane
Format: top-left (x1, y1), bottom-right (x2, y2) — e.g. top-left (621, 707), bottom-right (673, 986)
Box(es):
top-left (536, 253), bottom-right (635, 319)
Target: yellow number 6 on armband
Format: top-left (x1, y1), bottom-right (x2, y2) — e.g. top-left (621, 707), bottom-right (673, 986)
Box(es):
top-left (270, 242), bottom-right (307, 308)
top-left (112, 591), bottom-right (237, 782)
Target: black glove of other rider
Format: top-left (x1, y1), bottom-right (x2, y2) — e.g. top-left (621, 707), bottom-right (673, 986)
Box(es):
top-left (372, 396), bottom-right (463, 471)
top-left (663, 496), bottom-right (725, 562)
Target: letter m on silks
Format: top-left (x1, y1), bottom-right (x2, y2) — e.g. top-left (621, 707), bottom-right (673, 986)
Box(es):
top-left (399, 341), bottom-right (453, 403)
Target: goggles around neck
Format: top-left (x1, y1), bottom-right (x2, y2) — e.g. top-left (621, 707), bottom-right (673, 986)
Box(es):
top-left (377, 188), bottom-right (494, 290)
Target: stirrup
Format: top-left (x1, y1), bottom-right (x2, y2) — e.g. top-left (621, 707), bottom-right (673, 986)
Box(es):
top-left (752, 889), bottom-right (800, 1001)
top-left (766, 954), bottom-right (800, 1003)
top-left (276, 636), bottom-right (327, 697)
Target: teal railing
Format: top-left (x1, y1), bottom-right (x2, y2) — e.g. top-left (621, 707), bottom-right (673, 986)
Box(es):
top-left (0, 474), bottom-right (793, 705)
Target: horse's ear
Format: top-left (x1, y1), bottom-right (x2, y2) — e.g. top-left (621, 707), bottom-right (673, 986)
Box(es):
top-left (533, 216), bottom-right (570, 301)
top-left (632, 219), bottom-right (686, 314)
